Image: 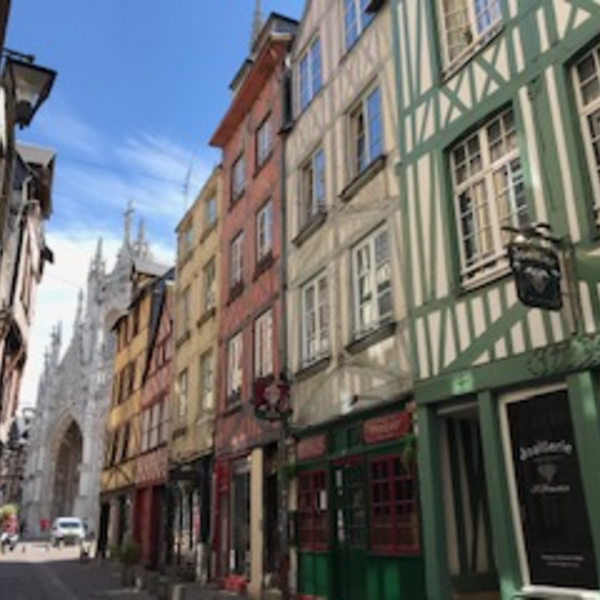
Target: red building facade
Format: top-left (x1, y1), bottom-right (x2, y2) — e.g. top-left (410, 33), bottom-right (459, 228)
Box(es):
top-left (209, 13), bottom-right (297, 595)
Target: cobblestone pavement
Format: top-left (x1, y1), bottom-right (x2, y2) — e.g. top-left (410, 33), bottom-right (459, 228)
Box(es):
top-left (0, 541), bottom-right (153, 599)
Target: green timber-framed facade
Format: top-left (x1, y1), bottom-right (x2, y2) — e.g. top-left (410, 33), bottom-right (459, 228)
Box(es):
top-left (392, 1), bottom-right (600, 599)
top-left (285, 1), bottom-right (423, 599)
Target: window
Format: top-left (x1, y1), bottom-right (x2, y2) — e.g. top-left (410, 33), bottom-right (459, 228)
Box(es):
top-left (349, 86), bottom-right (382, 177)
top-left (256, 115), bottom-right (273, 168)
top-left (369, 456), bottom-right (419, 554)
top-left (230, 232), bottom-right (244, 288)
top-left (227, 332), bottom-right (243, 402)
top-left (440, 0), bottom-right (502, 66)
top-left (120, 422), bottom-right (131, 462)
top-left (299, 37), bottom-right (322, 112)
top-left (344, 0), bottom-right (374, 51)
top-left (574, 43), bottom-right (600, 225)
top-left (205, 194), bottom-right (217, 229)
top-left (178, 286), bottom-right (191, 338)
top-left (179, 221), bottom-right (194, 257)
top-left (177, 370), bottom-right (188, 421)
top-left (203, 258), bottom-right (216, 313)
top-left (254, 310), bottom-right (274, 379)
top-left (352, 226), bottom-right (392, 336)
top-left (450, 108), bottom-right (528, 283)
top-left (300, 147), bottom-right (326, 227)
top-left (301, 273), bottom-right (329, 366)
top-left (256, 201), bottom-right (273, 261)
top-left (231, 154), bottom-right (245, 201)
top-left (199, 351), bottom-right (214, 412)
top-left (298, 470), bottom-right (328, 549)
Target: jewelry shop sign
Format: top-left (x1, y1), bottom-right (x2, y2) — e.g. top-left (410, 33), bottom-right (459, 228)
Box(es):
top-left (507, 390), bottom-right (597, 589)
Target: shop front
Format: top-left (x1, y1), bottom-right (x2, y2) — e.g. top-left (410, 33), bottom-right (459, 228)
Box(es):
top-left (417, 350), bottom-right (600, 600)
top-left (293, 402), bottom-right (425, 600)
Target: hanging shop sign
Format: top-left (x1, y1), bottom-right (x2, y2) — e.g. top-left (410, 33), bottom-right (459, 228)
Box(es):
top-left (506, 390), bottom-right (598, 589)
top-left (253, 376), bottom-right (291, 421)
top-left (508, 240), bottom-right (562, 311)
top-left (363, 411), bottom-right (411, 445)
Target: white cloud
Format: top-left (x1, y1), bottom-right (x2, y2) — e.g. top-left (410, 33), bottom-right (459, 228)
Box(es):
top-left (19, 106), bottom-right (218, 409)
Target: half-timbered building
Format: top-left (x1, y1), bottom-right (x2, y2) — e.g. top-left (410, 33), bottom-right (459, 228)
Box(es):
top-left (100, 255), bottom-right (170, 554)
top-left (134, 267), bottom-right (174, 570)
top-left (285, 1), bottom-right (422, 598)
top-left (392, 1), bottom-right (600, 598)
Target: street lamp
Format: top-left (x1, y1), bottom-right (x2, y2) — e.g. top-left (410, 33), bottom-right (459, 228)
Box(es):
top-left (2, 52), bottom-right (56, 129)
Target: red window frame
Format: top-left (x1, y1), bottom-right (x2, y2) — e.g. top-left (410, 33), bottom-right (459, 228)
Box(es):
top-left (369, 455), bottom-right (420, 554)
top-left (297, 469), bottom-right (328, 550)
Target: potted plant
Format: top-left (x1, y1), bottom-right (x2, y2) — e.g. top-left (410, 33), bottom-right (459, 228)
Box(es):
top-left (118, 536), bottom-right (141, 587)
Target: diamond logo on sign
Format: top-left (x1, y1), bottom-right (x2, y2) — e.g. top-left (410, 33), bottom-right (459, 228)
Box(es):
top-left (508, 241), bottom-right (562, 311)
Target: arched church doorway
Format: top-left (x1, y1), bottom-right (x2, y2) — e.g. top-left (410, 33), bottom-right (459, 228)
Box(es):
top-left (52, 421), bottom-right (83, 517)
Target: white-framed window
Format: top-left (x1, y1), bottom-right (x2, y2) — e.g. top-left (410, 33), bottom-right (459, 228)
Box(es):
top-left (256, 114), bottom-right (273, 168)
top-left (352, 225), bottom-right (392, 336)
top-left (256, 201), bottom-right (273, 261)
top-left (299, 37), bottom-right (322, 112)
top-left (230, 232), bottom-right (244, 287)
top-left (227, 332), bottom-right (243, 401)
top-left (177, 370), bottom-right (188, 421)
top-left (301, 273), bottom-right (329, 366)
top-left (439, 0), bottom-right (502, 67)
top-left (574, 42), bottom-right (600, 225)
top-left (254, 309), bottom-right (274, 378)
top-left (205, 194), bottom-right (217, 229)
top-left (203, 258), bottom-right (216, 313)
top-left (450, 108), bottom-right (528, 283)
top-left (344, 0), bottom-right (374, 51)
top-left (199, 350), bottom-right (214, 412)
top-left (300, 147), bottom-right (326, 227)
top-left (349, 85), bottom-right (383, 177)
top-left (231, 154), bottom-right (245, 201)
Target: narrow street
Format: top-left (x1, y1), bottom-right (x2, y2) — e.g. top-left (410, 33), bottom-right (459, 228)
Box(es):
top-left (0, 542), bottom-right (152, 599)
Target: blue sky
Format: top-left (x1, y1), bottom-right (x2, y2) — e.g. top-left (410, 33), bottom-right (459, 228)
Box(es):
top-left (6, 0), bottom-right (305, 406)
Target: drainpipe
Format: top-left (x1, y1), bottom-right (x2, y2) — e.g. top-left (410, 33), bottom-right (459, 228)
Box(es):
top-left (277, 51), bottom-right (293, 600)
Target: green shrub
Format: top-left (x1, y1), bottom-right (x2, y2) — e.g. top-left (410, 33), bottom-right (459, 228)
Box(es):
top-left (119, 537), bottom-right (141, 566)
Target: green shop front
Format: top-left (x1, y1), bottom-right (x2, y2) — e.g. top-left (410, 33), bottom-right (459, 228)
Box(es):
top-left (292, 403), bottom-right (425, 600)
top-left (416, 335), bottom-right (600, 600)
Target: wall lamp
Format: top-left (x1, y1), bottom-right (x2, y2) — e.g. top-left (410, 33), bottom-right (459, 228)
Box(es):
top-left (2, 48), bottom-right (57, 129)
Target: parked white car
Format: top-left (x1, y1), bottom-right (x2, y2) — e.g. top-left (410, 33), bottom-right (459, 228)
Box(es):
top-left (50, 517), bottom-right (86, 547)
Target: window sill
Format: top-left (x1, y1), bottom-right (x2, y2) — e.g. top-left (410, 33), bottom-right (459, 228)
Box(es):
top-left (339, 154), bottom-right (387, 203)
top-left (293, 208), bottom-right (328, 247)
top-left (197, 306), bottom-right (216, 328)
top-left (346, 320), bottom-right (396, 355)
top-left (294, 355), bottom-right (331, 382)
top-left (200, 220), bottom-right (218, 243)
top-left (460, 260), bottom-right (511, 294)
top-left (253, 251), bottom-right (275, 280)
top-left (171, 425), bottom-right (188, 440)
top-left (254, 150), bottom-right (273, 176)
top-left (229, 191), bottom-right (245, 210)
top-left (222, 397), bottom-right (242, 416)
top-left (175, 330), bottom-right (191, 349)
top-left (227, 280), bottom-right (244, 304)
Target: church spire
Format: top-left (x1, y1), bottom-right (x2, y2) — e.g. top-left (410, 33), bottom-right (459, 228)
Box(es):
top-left (124, 200), bottom-right (134, 246)
top-left (251, 0), bottom-right (263, 50)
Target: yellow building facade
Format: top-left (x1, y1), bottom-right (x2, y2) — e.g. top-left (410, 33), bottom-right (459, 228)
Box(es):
top-left (169, 166), bottom-right (222, 579)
